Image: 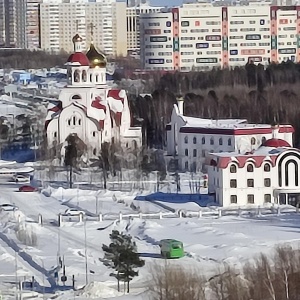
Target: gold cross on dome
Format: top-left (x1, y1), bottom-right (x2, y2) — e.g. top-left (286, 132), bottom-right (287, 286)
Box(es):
top-left (89, 22), bottom-right (96, 41)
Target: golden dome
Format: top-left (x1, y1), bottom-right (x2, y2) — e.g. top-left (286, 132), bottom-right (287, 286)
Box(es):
top-left (86, 43), bottom-right (106, 68)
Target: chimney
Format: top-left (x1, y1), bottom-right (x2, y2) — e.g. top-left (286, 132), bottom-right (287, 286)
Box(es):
top-left (177, 96), bottom-right (184, 115)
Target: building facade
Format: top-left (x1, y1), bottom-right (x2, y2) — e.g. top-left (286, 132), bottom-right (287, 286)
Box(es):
top-left (140, 3), bottom-right (300, 71)
top-left (0, 0), bottom-right (26, 48)
top-left (166, 101), bottom-right (294, 171)
top-left (45, 34), bottom-right (142, 157)
top-left (207, 138), bottom-right (300, 207)
top-left (26, 0), bottom-right (41, 49)
top-left (40, 0), bottom-right (127, 56)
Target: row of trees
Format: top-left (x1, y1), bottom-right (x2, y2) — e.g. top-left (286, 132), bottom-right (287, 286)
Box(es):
top-left (128, 63), bottom-right (300, 148)
top-left (149, 245), bottom-right (300, 300)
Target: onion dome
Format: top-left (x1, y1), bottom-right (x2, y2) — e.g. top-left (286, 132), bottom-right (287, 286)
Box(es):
top-left (262, 138), bottom-right (291, 148)
top-left (86, 43), bottom-right (107, 68)
top-left (72, 33), bottom-right (83, 43)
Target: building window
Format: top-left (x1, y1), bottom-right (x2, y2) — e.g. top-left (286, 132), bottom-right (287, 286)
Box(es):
top-left (264, 178), bottom-right (271, 187)
top-left (247, 179), bottom-right (254, 187)
top-left (93, 148), bottom-right (97, 155)
top-left (93, 131), bottom-right (96, 137)
top-left (264, 194), bottom-right (271, 203)
top-left (53, 131), bottom-right (57, 138)
top-left (247, 164), bottom-right (254, 172)
top-left (251, 137), bottom-right (256, 145)
top-left (184, 136), bottom-right (188, 144)
top-left (193, 137), bottom-right (197, 144)
top-left (230, 164), bottom-right (237, 173)
top-left (230, 179), bottom-right (237, 188)
top-left (262, 136), bottom-right (266, 144)
top-left (78, 119), bottom-right (81, 126)
top-left (219, 138), bottom-right (223, 145)
top-left (185, 149), bottom-right (188, 156)
top-left (202, 150), bottom-right (206, 157)
top-left (264, 163), bottom-right (271, 172)
top-left (247, 194), bottom-right (254, 204)
top-left (228, 138), bottom-right (232, 146)
top-left (185, 161), bottom-right (189, 170)
top-left (193, 149), bottom-right (197, 157)
top-left (230, 195), bottom-right (237, 204)
top-left (210, 137), bottom-right (214, 145)
top-left (202, 137), bottom-right (205, 144)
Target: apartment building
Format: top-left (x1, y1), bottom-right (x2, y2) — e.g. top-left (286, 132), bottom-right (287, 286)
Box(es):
top-left (26, 0), bottom-right (41, 49)
top-left (126, 4), bottom-right (162, 53)
top-left (140, 3), bottom-right (300, 70)
top-left (0, 0), bottom-right (26, 48)
top-left (40, 0), bottom-right (127, 56)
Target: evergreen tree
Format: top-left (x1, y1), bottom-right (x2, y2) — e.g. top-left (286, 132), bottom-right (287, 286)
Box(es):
top-left (64, 134), bottom-right (78, 188)
top-left (102, 230), bottom-right (145, 293)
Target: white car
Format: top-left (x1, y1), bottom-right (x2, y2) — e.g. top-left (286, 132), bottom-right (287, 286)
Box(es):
top-left (12, 175), bottom-right (30, 183)
top-left (0, 204), bottom-right (19, 211)
top-left (64, 208), bottom-right (85, 216)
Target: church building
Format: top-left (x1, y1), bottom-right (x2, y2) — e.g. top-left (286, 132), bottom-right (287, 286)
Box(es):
top-left (45, 34), bottom-right (142, 156)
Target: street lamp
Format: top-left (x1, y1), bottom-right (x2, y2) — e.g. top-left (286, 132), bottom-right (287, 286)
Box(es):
top-left (84, 220), bottom-right (88, 286)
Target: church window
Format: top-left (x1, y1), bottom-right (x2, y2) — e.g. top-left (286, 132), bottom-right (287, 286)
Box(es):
top-left (74, 70), bottom-right (80, 82)
top-left (132, 140), bottom-right (137, 149)
top-left (230, 164), bottom-right (237, 173)
top-left (210, 137), bottom-right (214, 145)
top-left (82, 70), bottom-right (87, 82)
top-left (93, 131), bottom-right (96, 137)
top-left (93, 148), bottom-right (97, 155)
top-left (193, 137), bottom-right (197, 144)
top-left (184, 136), bottom-right (188, 143)
top-left (68, 119), bottom-right (71, 126)
top-left (251, 137), bottom-right (256, 145)
top-left (247, 164), bottom-right (254, 172)
top-left (264, 163), bottom-right (271, 172)
top-left (53, 131), bottom-right (57, 138)
top-left (262, 136), bottom-right (266, 144)
top-left (185, 149), bottom-right (188, 156)
top-left (90, 74), bottom-right (92, 82)
top-left (126, 143), bottom-right (128, 148)
top-left (219, 137), bottom-right (223, 145)
top-left (202, 137), bottom-right (205, 144)
top-left (73, 116), bottom-right (76, 126)
top-left (78, 119), bottom-right (81, 126)
top-left (95, 74), bottom-right (99, 82)
top-left (228, 138), bottom-right (232, 146)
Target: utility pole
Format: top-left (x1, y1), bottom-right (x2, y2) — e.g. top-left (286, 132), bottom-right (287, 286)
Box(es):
top-left (84, 221), bottom-right (88, 286)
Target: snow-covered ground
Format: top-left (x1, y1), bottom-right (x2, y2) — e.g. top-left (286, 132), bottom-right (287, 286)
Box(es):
top-left (0, 172), bottom-right (298, 299)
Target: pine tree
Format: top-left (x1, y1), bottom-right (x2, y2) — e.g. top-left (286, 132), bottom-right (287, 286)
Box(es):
top-left (102, 230), bottom-right (145, 293)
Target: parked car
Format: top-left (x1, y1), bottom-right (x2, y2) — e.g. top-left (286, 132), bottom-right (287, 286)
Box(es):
top-left (19, 185), bottom-right (37, 192)
top-left (12, 174), bottom-right (30, 183)
top-left (159, 239), bottom-right (184, 259)
top-left (64, 208), bottom-right (85, 216)
top-left (0, 203), bottom-right (19, 211)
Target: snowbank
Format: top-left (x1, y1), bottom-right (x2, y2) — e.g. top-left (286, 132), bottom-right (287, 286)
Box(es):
top-left (79, 281), bottom-right (122, 299)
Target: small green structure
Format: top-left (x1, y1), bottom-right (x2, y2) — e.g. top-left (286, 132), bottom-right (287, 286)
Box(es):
top-left (159, 239), bottom-right (184, 259)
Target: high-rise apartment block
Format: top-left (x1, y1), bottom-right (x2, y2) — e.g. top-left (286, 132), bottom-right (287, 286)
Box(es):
top-left (0, 0), bottom-right (26, 48)
top-left (140, 3), bottom-right (300, 70)
top-left (39, 0), bottom-right (127, 56)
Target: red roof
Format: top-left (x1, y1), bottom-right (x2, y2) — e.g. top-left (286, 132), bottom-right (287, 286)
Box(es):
top-left (67, 52), bottom-right (90, 66)
top-left (262, 138), bottom-right (291, 148)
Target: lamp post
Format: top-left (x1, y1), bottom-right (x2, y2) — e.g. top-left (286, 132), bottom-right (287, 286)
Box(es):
top-left (84, 220), bottom-right (88, 286)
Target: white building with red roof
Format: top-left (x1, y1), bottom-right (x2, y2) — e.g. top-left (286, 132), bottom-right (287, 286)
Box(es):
top-left (166, 99), bottom-right (294, 172)
top-left (45, 34), bottom-right (142, 157)
top-left (206, 133), bottom-right (300, 207)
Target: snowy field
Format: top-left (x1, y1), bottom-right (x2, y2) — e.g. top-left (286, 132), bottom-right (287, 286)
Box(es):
top-left (0, 176), bottom-right (299, 299)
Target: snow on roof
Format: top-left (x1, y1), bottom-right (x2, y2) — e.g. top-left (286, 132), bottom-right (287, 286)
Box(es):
top-left (182, 116), bottom-right (248, 128)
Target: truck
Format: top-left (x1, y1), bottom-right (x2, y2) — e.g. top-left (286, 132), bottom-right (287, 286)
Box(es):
top-left (159, 239), bottom-right (184, 259)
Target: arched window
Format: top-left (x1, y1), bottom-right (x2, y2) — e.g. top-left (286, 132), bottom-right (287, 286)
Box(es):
top-left (132, 140), bottom-right (137, 149)
top-left (185, 161), bottom-right (189, 170)
top-left (264, 163), bottom-right (271, 172)
top-left (95, 74), bottom-right (99, 82)
top-left (82, 70), bottom-right (87, 82)
top-left (251, 137), bottom-right (256, 145)
top-left (71, 94), bottom-right (81, 100)
top-left (193, 137), bottom-right (197, 144)
top-left (53, 131), bottom-right (57, 138)
top-left (210, 137), bottom-right (214, 145)
top-left (202, 137), bottom-right (205, 144)
top-left (228, 138), bottom-right (232, 146)
top-left (93, 131), bottom-right (96, 137)
top-left (247, 164), bottom-right (254, 172)
top-left (185, 149), bottom-right (188, 156)
top-left (230, 164), bottom-right (237, 173)
top-left (90, 74), bottom-right (92, 82)
top-left (184, 136), bottom-right (188, 144)
top-left (219, 137), bottom-right (223, 145)
top-left (74, 70), bottom-right (80, 82)
top-left (73, 116), bottom-right (76, 126)
top-left (262, 136), bottom-right (266, 144)
top-left (93, 148), bottom-right (97, 155)
top-left (78, 119), bottom-right (81, 126)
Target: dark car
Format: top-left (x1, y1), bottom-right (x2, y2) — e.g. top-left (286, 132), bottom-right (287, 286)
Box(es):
top-left (19, 185), bottom-right (37, 192)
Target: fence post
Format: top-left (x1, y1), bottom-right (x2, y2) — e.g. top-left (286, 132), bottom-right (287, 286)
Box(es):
top-left (38, 214), bottom-right (43, 226)
top-left (119, 212), bottom-right (123, 221)
top-left (198, 210), bottom-right (202, 218)
top-left (218, 209), bottom-right (222, 218)
top-left (159, 211), bottom-right (163, 219)
top-left (98, 213), bottom-right (103, 222)
top-left (257, 206), bottom-right (261, 217)
top-left (179, 210), bottom-right (183, 218)
top-left (79, 212), bottom-right (83, 223)
top-left (58, 213), bottom-right (62, 227)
